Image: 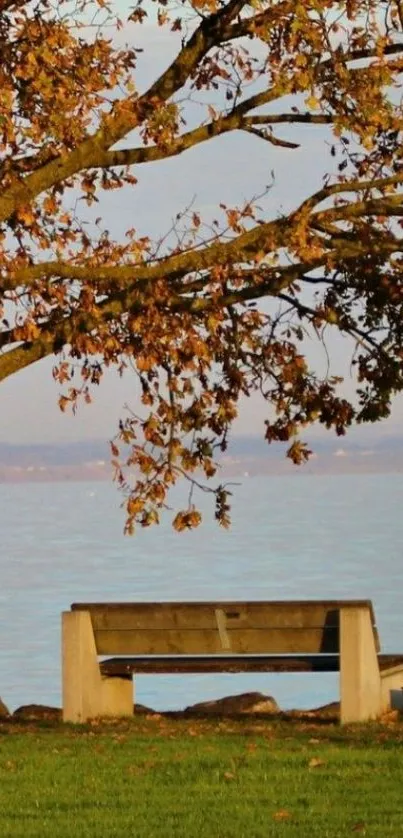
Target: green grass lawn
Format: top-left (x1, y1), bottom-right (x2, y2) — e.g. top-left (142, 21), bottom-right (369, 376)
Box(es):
top-left (0, 714), bottom-right (403, 837)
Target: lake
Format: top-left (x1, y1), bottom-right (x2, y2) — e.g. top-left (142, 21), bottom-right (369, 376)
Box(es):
top-left (1, 472), bottom-right (402, 713)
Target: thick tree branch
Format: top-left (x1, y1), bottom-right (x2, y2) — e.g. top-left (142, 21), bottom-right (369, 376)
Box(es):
top-left (314, 193), bottom-right (403, 227)
top-left (0, 338), bottom-right (54, 381)
top-left (0, 212), bottom-right (289, 292)
top-left (4, 182), bottom-right (403, 297)
top-left (298, 172), bottom-right (403, 216)
top-left (93, 110), bottom-right (332, 169)
top-left (1, 232), bottom-right (401, 391)
top-left (0, 259), bottom-right (328, 381)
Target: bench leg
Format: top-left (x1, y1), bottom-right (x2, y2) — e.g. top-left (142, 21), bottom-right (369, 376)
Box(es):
top-left (100, 673), bottom-right (134, 718)
top-left (339, 606), bottom-right (381, 724)
top-left (62, 611), bottom-right (133, 723)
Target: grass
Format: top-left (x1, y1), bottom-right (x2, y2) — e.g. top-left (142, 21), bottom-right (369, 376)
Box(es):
top-left (0, 713), bottom-right (403, 837)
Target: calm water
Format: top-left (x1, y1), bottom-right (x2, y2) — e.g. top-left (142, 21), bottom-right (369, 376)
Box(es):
top-left (0, 473), bottom-right (402, 713)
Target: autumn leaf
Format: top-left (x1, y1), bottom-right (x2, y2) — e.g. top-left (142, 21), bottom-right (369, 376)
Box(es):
top-left (58, 396), bottom-right (70, 413)
top-left (172, 510), bottom-right (202, 531)
top-left (287, 441), bottom-right (312, 465)
top-left (308, 757), bottom-right (326, 769)
top-left (273, 810), bottom-right (291, 821)
top-left (16, 206), bottom-right (36, 227)
top-left (305, 94), bottom-right (320, 110)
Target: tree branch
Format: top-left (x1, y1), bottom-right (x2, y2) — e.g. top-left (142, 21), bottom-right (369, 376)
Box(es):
top-left (277, 291), bottom-right (389, 358)
top-left (298, 172), bottom-right (403, 217)
top-left (95, 114), bottom-right (330, 169)
top-left (0, 0), bottom-right (249, 223)
top-left (226, 4), bottom-right (403, 70)
top-left (222, 0), bottom-right (295, 42)
top-left (83, 95), bottom-right (325, 170)
top-left (1, 227), bottom-right (401, 386)
top-left (4, 178), bottom-right (403, 298)
top-left (0, 334), bottom-right (60, 382)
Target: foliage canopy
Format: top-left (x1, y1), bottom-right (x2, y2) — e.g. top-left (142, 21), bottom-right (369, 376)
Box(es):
top-left (2, 0), bottom-right (403, 529)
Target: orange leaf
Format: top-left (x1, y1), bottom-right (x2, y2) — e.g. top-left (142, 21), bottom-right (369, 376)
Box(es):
top-left (273, 810), bottom-right (291, 821)
top-left (308, 757), bottom-right (326, 769)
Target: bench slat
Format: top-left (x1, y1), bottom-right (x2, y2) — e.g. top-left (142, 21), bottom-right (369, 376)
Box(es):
top-left (72, 600), bottom-right (376, 631)
top-left (100, 652), bottom-right (403, 676)
top-left (100, 654), bottom-right (341, 675)
top-left (92, 627), bottom-right (340, 655)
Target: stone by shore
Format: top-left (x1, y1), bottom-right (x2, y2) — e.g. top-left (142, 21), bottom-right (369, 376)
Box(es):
top-left (0, 692), bottom-right (343, 721)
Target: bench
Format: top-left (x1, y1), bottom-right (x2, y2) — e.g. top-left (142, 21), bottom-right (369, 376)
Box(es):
top-left (61, 599), bottom-right (403, 724)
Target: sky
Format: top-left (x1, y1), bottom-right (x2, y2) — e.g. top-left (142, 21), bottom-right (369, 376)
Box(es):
top-left (0, 3), bottom-right (402, 444)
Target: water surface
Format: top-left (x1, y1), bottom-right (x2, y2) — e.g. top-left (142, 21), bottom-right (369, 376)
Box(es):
top-left (1, 473), bottom-right (402, 712)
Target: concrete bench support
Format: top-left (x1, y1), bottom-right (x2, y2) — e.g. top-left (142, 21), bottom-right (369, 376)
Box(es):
top-left (62, 610), bottom-right (133, 723)
top-left (380, 663), bottom-right (403, 713)
top-left (340, 605), bottom-right (381, 723)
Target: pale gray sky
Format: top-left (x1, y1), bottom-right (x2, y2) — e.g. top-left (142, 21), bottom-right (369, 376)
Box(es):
top-left (0, 11), bottom-right (402, 444)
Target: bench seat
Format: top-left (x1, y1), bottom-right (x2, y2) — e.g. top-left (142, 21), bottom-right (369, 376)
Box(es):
top-left (100, 653), bottom-right (403, 676)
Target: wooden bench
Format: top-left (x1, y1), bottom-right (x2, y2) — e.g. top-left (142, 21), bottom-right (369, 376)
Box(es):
top-left (61, 600), bottom-right (403, 724)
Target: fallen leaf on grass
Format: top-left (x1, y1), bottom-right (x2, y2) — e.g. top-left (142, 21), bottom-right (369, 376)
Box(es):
top-left (308, 738), bottom-right (320, 744)
top-left (127, 760), bottom-right (156, 776)
top-left (223, 771), bottom-right (236, 781)
top-left (352, 823), bottom-right (366, 833)
top-left (3, 761), bottom-right (16, 771)
top-left (273, 810), bottom-right (291, 821)
top-left (308, 757), bottom-right (326, 768)
top-left (246, 742), bottom-right (258, 753)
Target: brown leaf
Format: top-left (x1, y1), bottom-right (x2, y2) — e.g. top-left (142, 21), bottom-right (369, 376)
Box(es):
top-left (308, 757), bottom-right (326, 769)
top-left (273, 810), bottom-right (291, 821)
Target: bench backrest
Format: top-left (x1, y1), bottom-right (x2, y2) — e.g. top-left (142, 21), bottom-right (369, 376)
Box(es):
top-left (71, 600), bottom-right (380, 656)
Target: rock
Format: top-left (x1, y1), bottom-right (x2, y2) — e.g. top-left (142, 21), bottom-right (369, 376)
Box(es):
top-left (13, 704), bottom-right (62, 721)
top-left (134, 703), bottom-right (158, 715)
top-left (0, 697), bottom-right (9, 717)
top-left (310, 701), bottom-right (340, 718)
top-left (184, 691), bottom-right (279, 716)
top-left (12, 703), bottom-right (156, 722)
top-left (286, 701), bottom-right (340, 720)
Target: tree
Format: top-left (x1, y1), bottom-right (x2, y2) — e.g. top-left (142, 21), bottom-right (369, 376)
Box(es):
top-left (1, 0), bottom-right (403, 531)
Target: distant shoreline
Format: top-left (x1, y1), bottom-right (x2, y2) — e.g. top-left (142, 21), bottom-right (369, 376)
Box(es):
top-left (0, 454), bottom-right (403, 483)
top-left (0, 433), bottom-right (403, 482)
